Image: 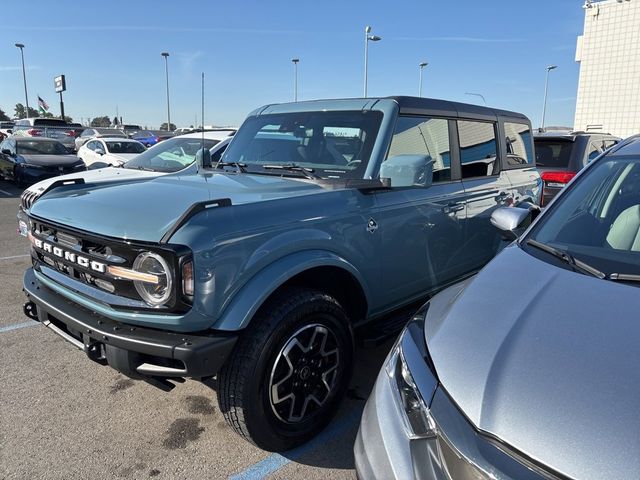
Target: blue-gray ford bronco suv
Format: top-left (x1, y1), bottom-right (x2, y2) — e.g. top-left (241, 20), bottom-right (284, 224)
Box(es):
top-left (22, 97), bottom-right (539, 451)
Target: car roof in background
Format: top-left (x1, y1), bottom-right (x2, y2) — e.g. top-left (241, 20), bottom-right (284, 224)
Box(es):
top-left (181, 129), bottom-right (237, 140)
top-left (15, 137), bottom-right (62, 143)
top-left (95, 128), bottom-right (126, 134)
top-left (97, 137), bottom-right (144, 142)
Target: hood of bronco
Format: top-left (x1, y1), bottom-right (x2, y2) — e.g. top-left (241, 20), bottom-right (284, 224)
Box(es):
top-left (29, 172), bottom-right (326, 242)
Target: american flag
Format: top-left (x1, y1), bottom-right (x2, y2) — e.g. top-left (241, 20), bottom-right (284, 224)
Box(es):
top-left (37, 96), bottom-right (49, 112)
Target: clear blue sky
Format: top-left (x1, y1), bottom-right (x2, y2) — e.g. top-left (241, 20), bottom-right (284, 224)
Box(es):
top-left (0, 0), bottom-right (584, 129)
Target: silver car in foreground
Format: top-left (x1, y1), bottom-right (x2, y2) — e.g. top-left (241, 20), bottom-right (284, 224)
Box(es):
top-left (355, 135), bottom-right (640, 479)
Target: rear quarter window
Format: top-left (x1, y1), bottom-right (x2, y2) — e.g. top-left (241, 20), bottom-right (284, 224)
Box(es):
top-left (504, 122), bottom-right (534, 168)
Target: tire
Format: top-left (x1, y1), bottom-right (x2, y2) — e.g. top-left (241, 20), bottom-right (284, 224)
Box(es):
top-left (218, 287), bottom-right (354, 451)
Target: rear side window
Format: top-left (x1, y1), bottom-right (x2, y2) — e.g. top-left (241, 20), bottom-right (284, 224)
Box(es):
top-left (586, 142), bottom-right (601, 164)
top-left (534, 140), bottom-right (574, 169)
top-left (504, 122), bottom-right (533, 167)
top-left (458, 120), bottom-right (498, 179)
top-left (387, 116), bottom-right (451, 183)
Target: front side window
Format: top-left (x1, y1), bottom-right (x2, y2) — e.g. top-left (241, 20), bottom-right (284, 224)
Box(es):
top-left (458, 120), bottom-right (498, 179)
top-left (527, 155), bottom-right (640, 279)
top-left (504, 122), bottom-right (533, 167)
top-left (386, 116), bottom-right (451, 183)
top-left (222, 110), bottom-right (383, 180)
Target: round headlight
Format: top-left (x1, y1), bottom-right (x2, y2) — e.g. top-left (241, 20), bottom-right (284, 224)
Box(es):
top-left (133, 252), bottom-right (172, 306)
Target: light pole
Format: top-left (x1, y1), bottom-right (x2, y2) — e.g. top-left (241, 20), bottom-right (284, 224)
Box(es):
top-left (363, 26), bottom-right (382, 97)
top-left (541, 65), bottom-right (558, 131)
top-left (465, 92), bottom-right (487, 105)
top-left (418, 62), bottom-right (428, 97)
top-left (161, 52), bottom-right (171, 131)
top-left (291, 58), bottom-right (299, 102)
top-left (15, 43), bottom-right (30, 116)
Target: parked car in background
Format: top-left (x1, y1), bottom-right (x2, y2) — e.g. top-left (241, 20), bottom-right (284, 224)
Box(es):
top-left (20, 97), bottom-right (538, 451)
top-left (0, 137), bottom-right (85, 186)
top-left (173, 127), bottom-right (193, 134)
top-left (534, 130), bottom-right (620, 205)
top-left (115, 124), bottom-right (142, 137)
top-left (0, 121), bottom-right (15, 136)
top-left (355, 135), bottom-right (640, 480)
top-left (77, 137), bottom-right (146, 168)
top-left (132, 130), bottom-right (175, 147)
top-left (11, 117), bottom-right (78, 152)
top-left (74, 128), bottom-right (128, 151)
top-left (17, 131), bottom-right (235, 223)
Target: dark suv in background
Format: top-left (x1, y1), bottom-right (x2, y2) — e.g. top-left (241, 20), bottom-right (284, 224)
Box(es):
top-left (534, 131), bottom-right (620, 205)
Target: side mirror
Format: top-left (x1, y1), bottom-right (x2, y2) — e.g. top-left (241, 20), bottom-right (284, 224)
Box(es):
top-left (490, 207), bottom-right (532, 239)
top-left (195, 147), bottom-right (212, 170)
top-left (379, 154), bottom-right (433, 188)
top-left (6, 129), bottom-right (12, 134)
top-left (1, 149), bottom-right (12, 156)
top-left (95, 148), bottom-right (105, 155)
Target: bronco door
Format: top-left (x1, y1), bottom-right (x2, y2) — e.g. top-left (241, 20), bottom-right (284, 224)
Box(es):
top-left (372, 116), bottom-right (467, 310)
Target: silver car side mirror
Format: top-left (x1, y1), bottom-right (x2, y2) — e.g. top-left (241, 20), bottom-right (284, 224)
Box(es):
top-left (490, 207), bottom-right (531, 234)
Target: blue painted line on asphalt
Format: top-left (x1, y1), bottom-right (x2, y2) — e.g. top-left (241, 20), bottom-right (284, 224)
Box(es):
top-left (229, 407), bottom-right (363, 480)
top-left (0, 321), bottom-right (39, 333)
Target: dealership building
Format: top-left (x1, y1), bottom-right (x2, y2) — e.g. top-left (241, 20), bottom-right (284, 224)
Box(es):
top-left (574, 0), bottom-right (640, 138)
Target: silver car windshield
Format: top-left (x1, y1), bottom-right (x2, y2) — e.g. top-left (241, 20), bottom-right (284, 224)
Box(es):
top-left (220, 111), bottom-right (383, 180)
top-left (527, 155), bottom-right (640, 279)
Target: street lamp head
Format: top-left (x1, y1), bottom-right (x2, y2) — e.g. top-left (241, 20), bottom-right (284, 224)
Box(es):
top-left (291, 58), bottom-right (299, 64)
top-left (419, 62), bottom-right (428, 68)
top-left (365, 25), bottom-right (372, 34)
top-left (161, 52), bottom-right (169, 58)
top-left (547, 65), bottom-right (558, 71)
top-left (15, 43), bottom-right (25, 49)
top-left (368, 35), bottom-right (382, 42)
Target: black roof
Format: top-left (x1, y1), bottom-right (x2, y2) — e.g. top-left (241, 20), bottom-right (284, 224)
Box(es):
top-left (386, 96), bottom-right (529, 122)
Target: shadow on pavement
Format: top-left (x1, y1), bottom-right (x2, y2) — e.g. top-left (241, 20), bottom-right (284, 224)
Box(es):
top-left (0, 180), bottom-right (23, 198)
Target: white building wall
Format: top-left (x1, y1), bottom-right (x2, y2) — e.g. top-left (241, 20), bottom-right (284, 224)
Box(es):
top-left (574, 0), bottom-right (640, 138)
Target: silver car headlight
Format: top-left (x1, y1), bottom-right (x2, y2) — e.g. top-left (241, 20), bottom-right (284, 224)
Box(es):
top-left (386, 310), bottom-right (438, 439)
top-left (132, 252), bottom-right (173, 306)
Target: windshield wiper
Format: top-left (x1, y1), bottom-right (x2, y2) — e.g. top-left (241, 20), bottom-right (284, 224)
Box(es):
top-left (215, 161), bottom-right (246, 173)
top-left (262, 163), bottom-right (320, 180)
top-left (608, 273), bottom-right (640, 283)
top-left (525, 239), bottom-right (605, 279)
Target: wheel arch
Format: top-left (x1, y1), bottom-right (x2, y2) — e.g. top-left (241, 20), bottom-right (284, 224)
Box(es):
top-left (213, 250), bottom-right (370, 331)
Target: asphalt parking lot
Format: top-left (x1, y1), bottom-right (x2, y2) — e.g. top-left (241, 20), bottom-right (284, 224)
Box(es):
top-left (0, 179), bottom-right (393, 480)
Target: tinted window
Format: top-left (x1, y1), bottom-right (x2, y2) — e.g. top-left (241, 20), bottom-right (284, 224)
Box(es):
top-left (504, 122), bottom-right (533, 166)
top-left (458, 120), bottom-right (498, 178)
top-left (387, 116), bottom-right (451, 183)
top-left (106, 141), bottom-right (146, 154)
top-left (534, 139), bottom-right (575, 169)
top-left (222, 111), bottom-right (383, 179)
top-left (16, 140), bottom-right (68, 155)
top-left (32, 118), bottom-right (67, 127)
top-left (528, 155), bottom-right (640, 277)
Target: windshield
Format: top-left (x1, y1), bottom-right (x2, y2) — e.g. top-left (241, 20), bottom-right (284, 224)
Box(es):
top-left (534, 139), bottom-right (575, 168)
top-left (221, 110), bottom-right (383, 179)
top-left (526, 154), bottom-right (640, 278)
top-left (106, 141), bottom-right (146, 154)
top-left (17, 140), bottom-right (68, 155)
top-left (124, 136), bottom-right (219, 172)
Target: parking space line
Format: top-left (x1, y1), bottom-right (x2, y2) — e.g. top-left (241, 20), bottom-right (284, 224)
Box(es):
top-left (0, 321), bottom-right (39, 334)
top-left (0, 188), bottom-right (14, 196)
top-left (229, 407), bottom-right (362, 480)
top-left (0, 254), bottom-right (30, 261)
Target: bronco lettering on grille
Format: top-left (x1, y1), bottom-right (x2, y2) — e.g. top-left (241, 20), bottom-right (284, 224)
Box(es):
top-left (31, 236), bottom-right (106, 273)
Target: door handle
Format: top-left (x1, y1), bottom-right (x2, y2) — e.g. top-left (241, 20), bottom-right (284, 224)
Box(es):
top-left (494, 192), bottom-right (510, 203)
top-left (443, 202), bottom-right (464, 214)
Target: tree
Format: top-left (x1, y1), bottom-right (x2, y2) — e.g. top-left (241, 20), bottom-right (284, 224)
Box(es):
top-left (14, 103), bottom-right (39, 119)
top-left (0, 108), bottom-right (10, 121)
top-left (90, 116), bottom-right (111, 127)
top-left (159, 122), bottom-right (176, 132)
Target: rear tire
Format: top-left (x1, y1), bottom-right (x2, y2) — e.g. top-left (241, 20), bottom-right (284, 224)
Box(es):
top-left (218, 287), bottom-right (353, 451)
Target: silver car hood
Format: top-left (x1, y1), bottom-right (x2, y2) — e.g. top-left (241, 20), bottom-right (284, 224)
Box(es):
top-left (425, 244), bottom-right (640, 480)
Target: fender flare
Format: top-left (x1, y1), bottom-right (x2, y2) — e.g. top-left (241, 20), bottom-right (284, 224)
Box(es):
top-left (212, 249), bottom-right (370, 331)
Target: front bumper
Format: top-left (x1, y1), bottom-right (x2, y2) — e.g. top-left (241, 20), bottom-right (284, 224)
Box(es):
top-left (23, 267), bottom-right (236, 380)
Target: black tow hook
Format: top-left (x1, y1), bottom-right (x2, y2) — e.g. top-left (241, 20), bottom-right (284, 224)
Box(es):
top-left (23, 301), bottom-right (39, 321)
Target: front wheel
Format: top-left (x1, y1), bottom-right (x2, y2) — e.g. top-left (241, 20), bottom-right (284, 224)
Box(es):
top-left (218, 288), bottom-right (353, 451)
